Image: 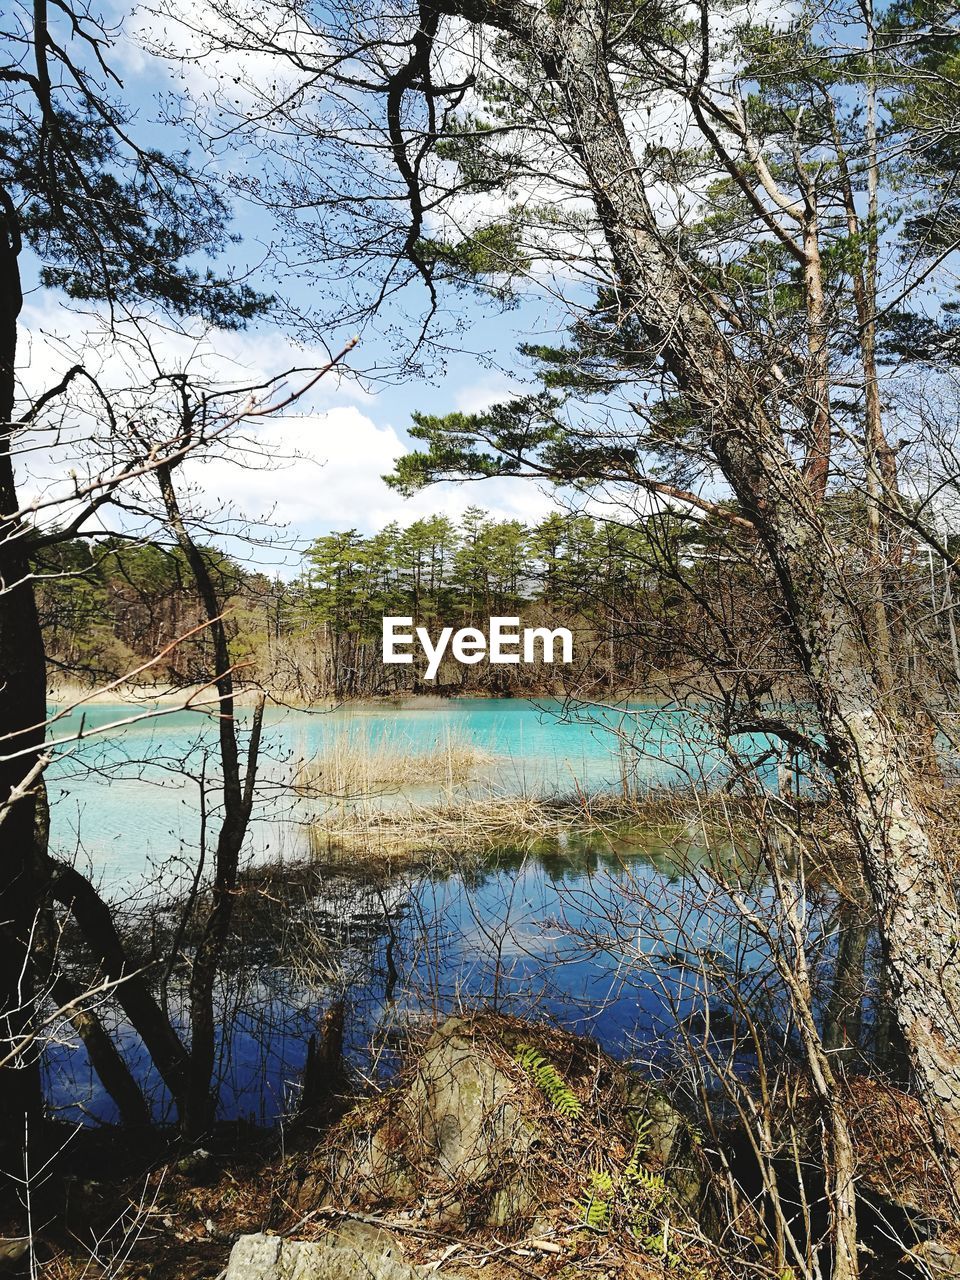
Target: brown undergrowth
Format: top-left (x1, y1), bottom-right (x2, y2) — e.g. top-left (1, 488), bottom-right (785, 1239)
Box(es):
top-left (306, 784), bottom-right (796, 864)
top-left (27, 1016), bottom-right (728, 1280)
top-left (288, 1013), bottom-right (738, 1279)
top-left (20, 1014), bottom-right (959, 1280)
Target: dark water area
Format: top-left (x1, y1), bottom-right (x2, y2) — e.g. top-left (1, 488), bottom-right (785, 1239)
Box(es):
top-left (44, 828), bottom-right (841, 1128)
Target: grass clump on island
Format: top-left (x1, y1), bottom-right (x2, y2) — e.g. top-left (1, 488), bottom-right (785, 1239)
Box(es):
top-left (295, 725), bottom-right (830, 864)
top-left (296, 725), bottom-right (496, 797)
top-left (306, 785), bottom-right (739, 861)
top-left (308, 792), bottom-right (618, 857)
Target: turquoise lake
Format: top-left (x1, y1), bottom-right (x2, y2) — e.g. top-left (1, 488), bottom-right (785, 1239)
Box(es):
top-left (44, 697), bottom-right (755, 892)
top-left (41, 697), bottom-right (794, 1124)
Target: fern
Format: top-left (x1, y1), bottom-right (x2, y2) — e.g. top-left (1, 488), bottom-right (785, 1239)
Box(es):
top-left (631, 1114), bottom-right (653, 1149)
top-left (624, 1123), bottom-right (666, 1203)
top-left (513, 1043), bottom-right (583, 1118)
top-left (625, 1163), bottom-right (667, 1200)
top-left (578, 1166), bottom-right (614, 1231)
top-left (643, 1222), bottom-right (683, 1269)
top-left (581, 1197), bottom-right (611, 1230)
top-left (623, 1127), bottom-right (669, 1244)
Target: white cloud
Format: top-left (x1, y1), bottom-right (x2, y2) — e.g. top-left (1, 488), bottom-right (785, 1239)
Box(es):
top-left (15, 299), bottom-right (370, 410)
top-left (190, 405), bottom-right (558, 546)
top-left (14, 297), bottom-right (559, 569)
top-left (128, 0), bottom-right (327, 114)
top-left (190, 405), bottom-right (403, 530)
top-left (453, 378), bottom-right (523, 415)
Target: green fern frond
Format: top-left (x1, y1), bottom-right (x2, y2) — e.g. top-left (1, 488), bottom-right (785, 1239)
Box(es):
top-left (577, 1165), bottom-right (614, 1231)
top-left (580, 1194), bottom-right (611, 1230)
top-left (643, 1220), bottom-right (682, 1268)
top-left (625, 1163), bottom-right (667, 1199)
top-left (623, 1139), bottom-right (647, 1185)
top-left (632, 1114), bottom-right (653, 1149)
top-left (513, 1043), bottom-right (583, 1118)
top-left (623, 1126), bottom-right (666, 1206)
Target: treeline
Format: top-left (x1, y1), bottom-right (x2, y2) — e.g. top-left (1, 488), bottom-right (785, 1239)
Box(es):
top-left (35, 535), bottom-right (279, 687)
top-left (298, 507), bottom-right (689, 694)
top-left (35, 508), bottom-right (692, 697)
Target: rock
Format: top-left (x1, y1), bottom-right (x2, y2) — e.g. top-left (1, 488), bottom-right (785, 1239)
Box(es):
top-left (301, 1017), bottom-right (537, 1227)
top-left (403, 1018), bottom-right (536, 1225)
top-left (906, 1238), bottom-right (960, 1279)
top-left (0, 1239), bottom-right (28, 1270)
top-left (223, 1230), bottom-right (460, 1280)
top-left (406, 1017), bottom-right (529, 1178)
top-left (175, 1148), bottom-right (215, 1183)
top-left (324, 1219), bottom-right (395, 1253)
top-left (623, 1073), bottom-right (710, 1218)
top-left (296, 1015), bottom-right (720, 1241)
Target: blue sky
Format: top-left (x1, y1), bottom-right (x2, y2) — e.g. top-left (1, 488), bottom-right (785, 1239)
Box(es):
top-left (15, 0), bottom-right (574, 564)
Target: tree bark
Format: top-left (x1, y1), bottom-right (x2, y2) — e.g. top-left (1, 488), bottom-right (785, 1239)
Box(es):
top-left (0, 188), bottom-right (48, 1158)
top-left (823, 885), bottom-right (870, 1065)
top-left (155, 459), bottom-right (264, 1139)
top-left (800, 215), bottom-right (831, 503)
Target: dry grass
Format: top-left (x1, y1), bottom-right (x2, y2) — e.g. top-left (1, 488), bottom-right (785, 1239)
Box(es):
top-left (45, 678), bottom-right (272, 708)
top-left (296, 726), bottom-right (495, 797)
top-left (307, 785), bottom-right (731, 862)
top-left (293, 1012), bottom-right (724, 1279)
top-left (311, 794), bottom-right (598, 858)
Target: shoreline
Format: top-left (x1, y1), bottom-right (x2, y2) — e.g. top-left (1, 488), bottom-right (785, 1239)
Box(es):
top-left (45, 681), bottom-right (678, 709)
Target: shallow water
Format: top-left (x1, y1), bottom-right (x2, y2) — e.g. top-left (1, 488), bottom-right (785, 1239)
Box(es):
top-left (46, 830), bottom-right (779, 1126)
top-left (44, 697), bottom-right (771, 892)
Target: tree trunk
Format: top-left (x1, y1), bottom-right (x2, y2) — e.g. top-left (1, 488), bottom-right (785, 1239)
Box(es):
top-left (155, 460), bottom-right (264, 1139)
top-left (299, 999), bottom-right (346, 1117)
top-left (823, 884), bottom-right (870, 1064)
top-left (0, 190), bottom-right (48, 1159)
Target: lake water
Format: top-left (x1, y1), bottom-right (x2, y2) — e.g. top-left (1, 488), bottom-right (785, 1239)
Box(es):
top-left (41, 697), bottom-right (799, 1125)
top-left (44, 697), bottom-right (770, 892)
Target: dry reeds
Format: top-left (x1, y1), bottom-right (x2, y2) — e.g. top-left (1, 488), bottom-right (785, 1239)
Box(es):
top-left (311, 793), bottom-right (569, 858)
top-left (296, 727), bottom-right (801, 864)
top-left (296, 725), bottom-right (495, 798)
top-left (308, 787), bottom-right (714, 860)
